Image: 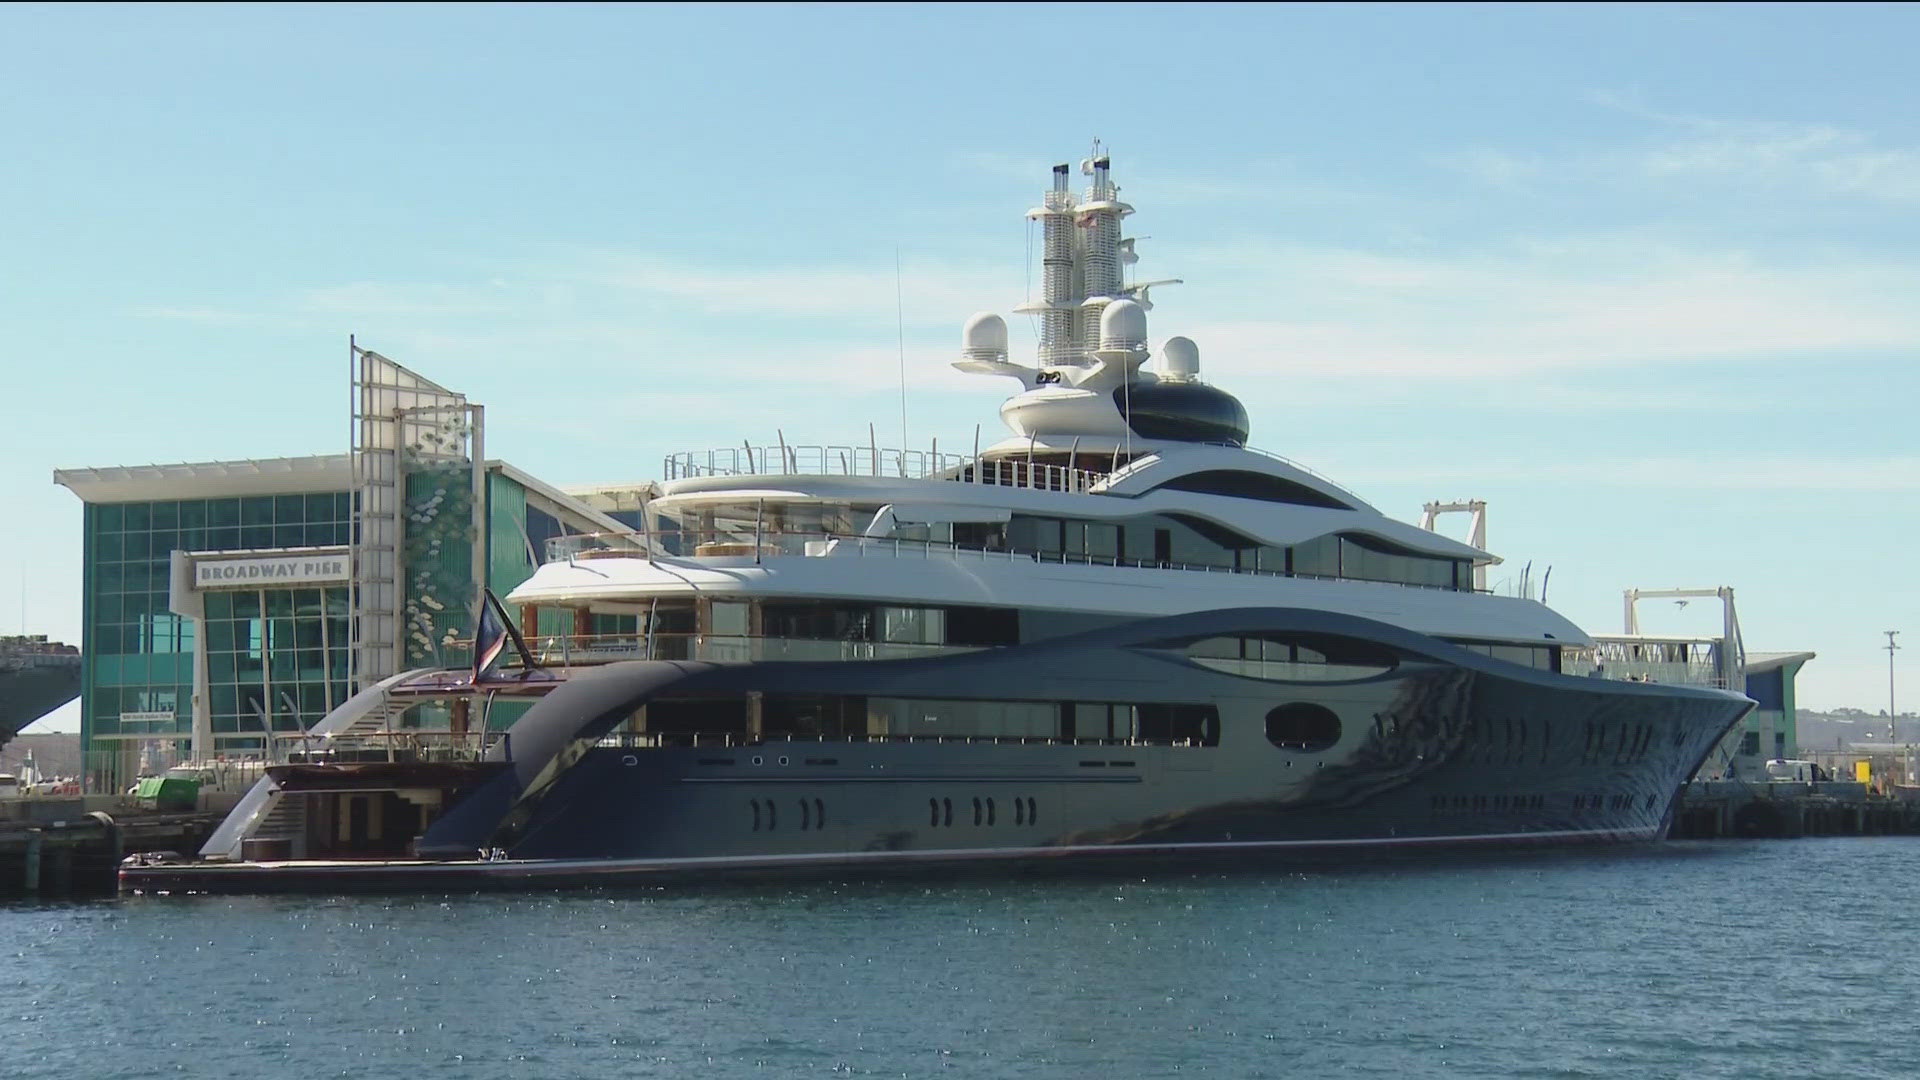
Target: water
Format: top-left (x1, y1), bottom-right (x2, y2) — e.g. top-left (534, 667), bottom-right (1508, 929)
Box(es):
top-left (6, 839), bottom-right (1919, 1078)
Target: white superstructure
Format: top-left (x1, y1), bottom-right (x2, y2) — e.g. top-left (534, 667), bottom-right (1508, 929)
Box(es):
top-left (507, 153), bottom-right (1589, 662)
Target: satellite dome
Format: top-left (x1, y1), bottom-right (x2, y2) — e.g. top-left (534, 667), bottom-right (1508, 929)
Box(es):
top-left (1161, 336), bottom-right (1199, 380)
top-left (1099, 299), bottom-right (1147, 349)
top-left (962, 312), bottom-right (1008, 353)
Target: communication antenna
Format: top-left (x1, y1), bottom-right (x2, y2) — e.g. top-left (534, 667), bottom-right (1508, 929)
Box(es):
top-left (896, 247), bottom-right (909, 456)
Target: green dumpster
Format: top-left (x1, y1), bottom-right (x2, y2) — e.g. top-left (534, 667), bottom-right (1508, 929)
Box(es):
top-left (134, 775), bottom-right (201, 811)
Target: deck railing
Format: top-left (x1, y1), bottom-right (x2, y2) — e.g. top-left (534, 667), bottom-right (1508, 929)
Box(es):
top-left (594, 731), bottom-right (1207, 750)
top-left (663, 445), bottom-right (1106, 493)
top-left (525, 632), bottom-right (969, 666)
top-left (273, 729), bottom-right (511, 765)
top-left (544, 528), bottom-right (1484, 595)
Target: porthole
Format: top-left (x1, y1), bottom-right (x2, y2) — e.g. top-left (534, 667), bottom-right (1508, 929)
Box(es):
top-left (778, 756), bottom-right (790, 766)
top-left (1264, 702), bottom-right (1341, 752)
top-left (930, 798), bottom-right (940, 827)
top-left (986, 797), bottom-right (996, 826)
top-left (621, 754), bottom-right (638, 767)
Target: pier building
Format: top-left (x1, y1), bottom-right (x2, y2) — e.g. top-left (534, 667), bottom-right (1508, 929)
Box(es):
top-left (53, 348), bottom-right (621, 789)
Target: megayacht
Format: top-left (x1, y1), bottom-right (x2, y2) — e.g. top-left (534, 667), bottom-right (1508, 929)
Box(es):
top-left (123, 151), bottom-right (1755, 893)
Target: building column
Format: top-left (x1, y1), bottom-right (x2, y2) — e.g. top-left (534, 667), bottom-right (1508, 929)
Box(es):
top-left (168, 551), bottom-right (212, 762)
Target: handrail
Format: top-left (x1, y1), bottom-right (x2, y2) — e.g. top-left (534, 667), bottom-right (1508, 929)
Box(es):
top-left (661, 445), bottom-right (1106, 493)
top-left (594, 731), bottom-right (1209, 750)
top-left (272, 728), bottom-right (509, 765)
top-left (664, 440), bottom-right (1360, 505)
top-left (664, 445), bottom-right (975, 481)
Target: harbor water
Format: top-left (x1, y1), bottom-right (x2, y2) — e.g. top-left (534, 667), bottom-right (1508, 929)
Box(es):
top-left (6, 839), bottom-right (1920, 1078)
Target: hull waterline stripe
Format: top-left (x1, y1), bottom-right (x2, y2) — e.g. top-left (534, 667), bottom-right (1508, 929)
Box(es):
top-left (124, 825), bottom-right (1664, 887)
top-left (676, 774), bottom-right (1143, 785)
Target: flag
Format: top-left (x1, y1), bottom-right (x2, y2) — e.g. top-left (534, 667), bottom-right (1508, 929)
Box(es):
top-left (473, 590), bottom-right (509, 682)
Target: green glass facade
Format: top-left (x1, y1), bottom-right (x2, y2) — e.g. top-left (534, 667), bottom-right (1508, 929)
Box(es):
top-left (202, 587), bottom-right (352, 744)
top-left (81, 493), bottom-right (353, 752)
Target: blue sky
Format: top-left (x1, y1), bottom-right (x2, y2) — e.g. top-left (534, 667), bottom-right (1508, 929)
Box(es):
top-left (5, 3), bottom-right (1916, 731)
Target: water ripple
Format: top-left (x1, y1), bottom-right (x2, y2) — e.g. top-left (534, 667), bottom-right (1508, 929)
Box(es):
top-left (7, 840), bottom-right (1920, 1077)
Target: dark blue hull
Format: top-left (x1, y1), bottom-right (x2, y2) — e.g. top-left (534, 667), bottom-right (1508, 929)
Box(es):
top-left (503, 665), bottom-right (1741, 862)
top-left (124, 608), bottom-right (1751, 893)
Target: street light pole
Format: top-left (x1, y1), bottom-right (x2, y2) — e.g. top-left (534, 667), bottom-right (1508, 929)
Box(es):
top-left (1889, 631), bottom-right (1902, 741)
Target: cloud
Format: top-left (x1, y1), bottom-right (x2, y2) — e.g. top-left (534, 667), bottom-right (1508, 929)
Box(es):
top-left (1631, 115), bottom-right (1920, 202)
top-left (1454, 95), bottom-right (1920, 205)
top-left (1159, 236), bottom-right (1920, 382)
top-left (1330, 451), bottom-right (1920, 493)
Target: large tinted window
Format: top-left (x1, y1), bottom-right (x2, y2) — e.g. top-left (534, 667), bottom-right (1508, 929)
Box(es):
top-left (1337, 535), bottom-right (1462, 590)
top-left (1181, 634), bottom-right (1397, 682)
top-left (1156, 470), bottom-right (1352, 510)
top-left (1116, 382), bottom-right (1250, 445)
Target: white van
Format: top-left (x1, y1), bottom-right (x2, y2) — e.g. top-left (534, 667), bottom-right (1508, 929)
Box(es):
top-left (1765, 759), bottom-right (1819, 782)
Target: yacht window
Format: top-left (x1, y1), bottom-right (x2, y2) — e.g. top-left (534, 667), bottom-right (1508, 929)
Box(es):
top-left (1086, 522), bottom-right (1121, 561)
top-left (1448, 640), bottom-right (1561, 671)
top-left (1137, 703), bottom-right (1218, 745)
top-left (1265, 703), bottom-right (1342, 752)
top-left (952, 521), bottom-right (1006, 550)
top-left (867, 697), bottom-right (1060, 739)
top-left (1180, 635), bottom-right (1396, 683)
top-left (1292, 534), bottom-right (1340, 578)
top-left (881, 606), bottom-right (945, 645)
top-left (1165, 513), bottom-right (1252, 566)
top-left (1154, 469), bottom-right (1353, 510)
top-left (645, 696), bottom-right (749, 735)
top-left (708, 600), bottom-right (750, 637)
top-left (1338, 535), bottom-right (1461, 590)
top-left (761, 602), bottom-right (873, 642)
top-left (1066, 702), bottom-right (1138, 742)
top-left (762, 694), bottom-right (868, 739)
top-left (944, 606), bottom-right (1019, 647)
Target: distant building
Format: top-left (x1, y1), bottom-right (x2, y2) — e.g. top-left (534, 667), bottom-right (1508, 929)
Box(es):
top-left (1737, 651), bottom-right (1817, 767)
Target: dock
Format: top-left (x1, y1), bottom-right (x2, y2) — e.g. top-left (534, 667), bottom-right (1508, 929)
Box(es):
top-left (1, 799), bottom-right (223, 897)
top-left (9, 780), bottom-right (1917, 898)
top-left (1671, 780), bottom-right (1920, 839)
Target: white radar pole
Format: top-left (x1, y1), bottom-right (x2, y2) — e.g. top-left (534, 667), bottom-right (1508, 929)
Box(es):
top-left (1419, 500), bottom-right (1491, 591)
top-left (1887, 630), bottom-right (1902, 745)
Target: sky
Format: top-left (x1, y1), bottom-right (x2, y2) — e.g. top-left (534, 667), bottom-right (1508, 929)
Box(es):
top-left (4, 3), bottom-right (1916, 733)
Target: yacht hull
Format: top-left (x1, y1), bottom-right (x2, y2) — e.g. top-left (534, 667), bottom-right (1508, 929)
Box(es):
top-left (123, 609), bottom-right (1751, 893)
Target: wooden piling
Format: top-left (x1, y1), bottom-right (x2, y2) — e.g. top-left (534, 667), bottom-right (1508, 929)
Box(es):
top-left (23, 829), bottom-right (42, 894)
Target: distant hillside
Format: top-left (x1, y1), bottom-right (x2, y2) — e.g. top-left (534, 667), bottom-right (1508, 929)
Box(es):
top-left (1796, 709), bottom-right (1918, 752)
